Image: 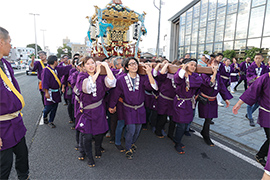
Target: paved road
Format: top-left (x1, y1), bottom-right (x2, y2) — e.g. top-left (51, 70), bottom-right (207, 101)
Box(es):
top-left (9, 74), bottom-right (264, 179)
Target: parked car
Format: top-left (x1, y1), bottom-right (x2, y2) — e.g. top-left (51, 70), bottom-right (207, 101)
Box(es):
top-left (10, 62), bottom-right (21, 69)
top-left (26, 60), bottom-right (38, 75)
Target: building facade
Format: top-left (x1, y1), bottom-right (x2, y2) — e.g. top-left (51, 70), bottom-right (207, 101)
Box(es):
top-left (169, 0), bottom-right (270, 60)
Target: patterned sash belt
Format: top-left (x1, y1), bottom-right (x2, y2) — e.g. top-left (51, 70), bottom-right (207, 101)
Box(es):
top-left (200, 92), bottom-right (216, 102)
top-left (123, 102), bottom-right (144, 110)
top-left (80, 99), bottom-right (103, 110)
top-left (0, 111), bottom-right (21, 121)
top-left (159, 92), bottom-right (174, 101)
top-left (221, 75), bottom-right (229, 80)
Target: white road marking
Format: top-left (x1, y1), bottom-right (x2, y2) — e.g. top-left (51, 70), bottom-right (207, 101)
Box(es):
top-left (193, 131), bottom-right (264, 170)
top-left (39, 114), bottom-right (44, 125)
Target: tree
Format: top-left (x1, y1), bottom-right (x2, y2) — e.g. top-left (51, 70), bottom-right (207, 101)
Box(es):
top-left (57, 44), bottom-right (72, 58)
top-left (26, 44), bottom-right (42, 54)
top-left (244, 47), bottom-right (261, 61)
top-left (223, 50), bottom-right (236, 60)
top-left (203, 50), bottom-right (209, 55)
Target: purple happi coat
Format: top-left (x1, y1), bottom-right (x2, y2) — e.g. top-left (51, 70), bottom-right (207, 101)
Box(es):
top-left (230, 63), bottom-right (240, 83)
top-left (155, 72), bottom-right (176, 116)
top-left (41, 64), bottom-right (72, 105)
top-left (67, 68), bottom-right (77, 103)
top-left (31, 60), bottom-right (47, 80)
top-left (219, 65), bottom-right (231, 87)
top-left (246, 62), bottom-right (267, 86)
top-left (239, 61), bottom-right (251, 81)
top-left (109, 73), bottom-right (157, 125)
top-left (173, 69), bottom-right (202, 124)
top-left (75, 72), bottom-right (114, 135)
top-left (0, 58), bottom-right (27, 151)
top-left (198, 73), bottom-right (233, 118)
top-left (240, 72), bottom-right (270, 128)
top-left (69, 71), bottom-right (81, 121)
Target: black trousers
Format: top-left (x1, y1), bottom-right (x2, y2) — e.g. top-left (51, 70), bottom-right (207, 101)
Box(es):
top-left (67, 99), bottom-right (74, 122)
top-left (202, 118), bottom-right (213, 137)
top-left (235, 79), bottom-right (247, 90)
top-left (82, 133), bottom-right (104, 158)
top-left (257, 128), bottom-right (270, 158)
top-left (155, 114), bottom-right (169, 136)
top-left (40, 90), bottom-right (45, 107)
top-left (0, 137), bottom-right (29, 180)
top-left (109, 112), bottom-right (118, 137)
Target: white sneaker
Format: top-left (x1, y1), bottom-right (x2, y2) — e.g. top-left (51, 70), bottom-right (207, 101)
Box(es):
top-left (218, 102), bottom-right (224, 107)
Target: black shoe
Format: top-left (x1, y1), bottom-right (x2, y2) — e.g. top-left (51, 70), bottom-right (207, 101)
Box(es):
top-left (115, 144), bottom-right (125, 152)
top-left (255, 155), bottom-right (266, 167)
top-left (48, 122), bottom-right (56, 128)
top-left (245, 114), bottom-right (248, 120)
top-left (100, 147), bottom-right (105, 153)
top-left (71, 125), bottom-right (75, 130)
top-left (155, 130), bottom-right (164, 138)
top-left (200, 131), bottom-right (214, 146)
top-left (95, 147), bottom-right (102, 159)
top-left (174, 144), bottom-right (185, 154)
top-left (109, 137), bottom-right (115, 144)
top-left (249, 119), bottom-right (255, 127)
top-left (131, 144), bottom-right (137, 152)
top-left (87, 157), bottom-right (96, 167)
top-left (75, 145), bottom-right (79, 151)
top-left (125, 149), bottom-right (133, 160)
top-left (44, 117), bottom-right (49, 124)
top-left (184, 131), bottom-right (191, 136)
top-left (189, 128), bottom-right (195, 132)
top-left (69, 120), bottom-right (74, 124)
top-left (78, 153), bottom-right (85, 161)
top-left (210, 120), bottom-right (215, 125)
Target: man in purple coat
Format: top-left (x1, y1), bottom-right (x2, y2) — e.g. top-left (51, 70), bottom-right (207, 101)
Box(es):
top-left (233, 72), bottom-right (270, 167)
top-left (42, 55), bottom-right (72, 128)
top-left (0, 27), bottom-right (29, 179)
top-left (245, 53), bottom-right (267, 126)
top-left (234, 57), bottom-right (251, 91)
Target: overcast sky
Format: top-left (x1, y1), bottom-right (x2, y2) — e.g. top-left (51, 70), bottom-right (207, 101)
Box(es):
top-left (1, 0), bottom-right (191, 54)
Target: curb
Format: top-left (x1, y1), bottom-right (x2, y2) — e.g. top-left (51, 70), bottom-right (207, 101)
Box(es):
top-left (192, 119), bottom-right (258, 154)
top-left (14, 71), bottom-right (26, 76)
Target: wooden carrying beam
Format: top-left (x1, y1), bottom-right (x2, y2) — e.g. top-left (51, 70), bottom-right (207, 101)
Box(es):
top-left (99, 63), bottom-right (213, 75)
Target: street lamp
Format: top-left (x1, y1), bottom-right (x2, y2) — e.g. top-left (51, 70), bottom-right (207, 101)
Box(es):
top-left (153, 0), bottom-right (162, 58)
top-left (40, 29), bottom-right (46, 50)
top-left (29, 13), bottom-right (40, 58)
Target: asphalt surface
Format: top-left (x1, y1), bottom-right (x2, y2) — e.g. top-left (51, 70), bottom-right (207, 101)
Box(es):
top-left (8, 74), bottom-right (264, 180)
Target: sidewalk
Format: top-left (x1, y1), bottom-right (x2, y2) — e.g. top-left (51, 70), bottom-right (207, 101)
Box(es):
top-left (192, 83), bottom-right (264, 152)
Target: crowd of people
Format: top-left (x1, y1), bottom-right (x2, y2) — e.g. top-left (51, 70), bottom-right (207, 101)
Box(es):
top-left (1, 26), bottom-right (270, 179)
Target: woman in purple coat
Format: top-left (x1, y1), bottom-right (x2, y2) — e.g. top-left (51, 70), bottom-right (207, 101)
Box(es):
top-left (230, 58), bottom-right (240, 93)
top-left (109, 58), bottom-right (158, 159)
top-left (198, 59), bottom-right (233, 146)
top-left (75, 57), bottom-right (116, 167)
top-left (173, 59), bottom-right (202, 154)
top-left (233, 72), bottom-right (270, 167)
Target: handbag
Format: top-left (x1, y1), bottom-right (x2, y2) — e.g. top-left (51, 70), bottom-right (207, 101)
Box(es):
top-left (197, 94), bottom-right (208, 105)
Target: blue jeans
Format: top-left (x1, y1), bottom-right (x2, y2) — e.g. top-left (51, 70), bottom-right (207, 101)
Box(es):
top-left (174, 123), bottom-right (188, 145)
top-left (43, 103), bottom-right (58, 123)
top-left (125, 124), bottom-right (142, 150)
top-left (247, 102), bottom-right (259, 120)
top-left (115, 120), bottom-right (125, 145)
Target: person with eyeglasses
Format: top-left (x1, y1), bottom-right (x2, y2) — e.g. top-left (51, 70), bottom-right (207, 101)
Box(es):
top-left (108, 57), bottom-right (158, 159)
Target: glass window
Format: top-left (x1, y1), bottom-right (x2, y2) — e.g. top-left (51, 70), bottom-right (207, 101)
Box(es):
top-left (248, 6), bottom-right (265, 38)
top-left (235, 0), bottom-right (251, 39)
top-left (185, 35), bottom-right (191, 46)
top-left (227, 0), bottom-right (238, 14)
top-left (179, 25), bottom-right (185, 46)
top-left (261, 37), bottom-right (270, 49)
top-left (224, 13), bottom-right (237, 41)
top-left (200, 0), bottom-right (209, 27)
top-left (190, 45), bottom-right (197, 58)
top-left (252, 0), bottom-right (266, 7)
top-left (234, 40), bottom-right (247, 49)
top-left (186, 9), bottom-right (193, 34)
top-left (263, 0), bottom-right (270, 36)
top-left (207, 21), bottom-right (215, 43)
top-left (208, 0), bottom-right (217, 21)
top-left (199, 28), bottom-right (206, 44)
top-left (247, 38), bottom-right (261, 48)
top-left (193, 2), bottom-right (201, 18)
top-left (180, 14), bottom-right (186, 25)
top-left (185, 46), bottom-right (190, 53)
top-left (224, 41), bottom-right (234, 50)
top-left (214, 42), bottom-right (223, 53)
top-left (215, 7), bottom-right (226, 42)
top-left (178, 46), bottom-right (184, 59)
top-left (218, 0), bottom-right (227, 7)
top-left (205, 43), bottom-right (213, 54)
top-left (198, 44), bottom-right (205, 55)
top-left (192, 19), bottom-right (199, 44)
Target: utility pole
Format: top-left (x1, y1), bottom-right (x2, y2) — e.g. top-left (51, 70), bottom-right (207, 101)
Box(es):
top-left (153, 0), bottom-right (162, 59)
top-left (41, 29), bottom-right (46, 50)
top-left (29, 13), bottom-right (40, 57)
